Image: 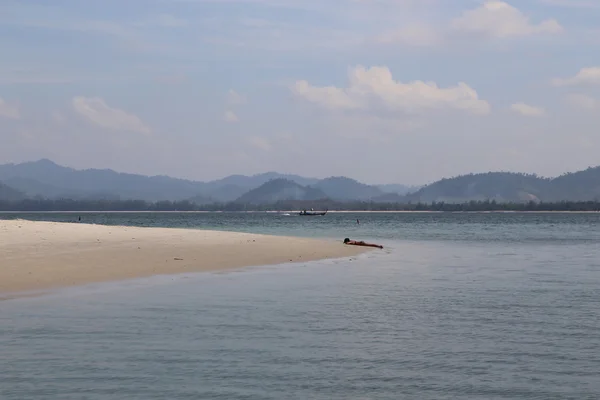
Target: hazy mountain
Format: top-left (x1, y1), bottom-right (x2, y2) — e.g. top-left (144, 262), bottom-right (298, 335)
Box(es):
top-left (235, 179), bottom-right (327, 204)
top-left (545, 167), bottom-right (600, 201)
top-left (5, 159), bottom-right (600, 205)
top-left (193, 173), bottom-right (318, 202)
top-left (188, 193), bottom-right (217, 206)
top-left (374, 168), bottom-right (600, 203)
top-left (0, 160), bottom-right (406, 203)
top-left (314, 177), bottom-right (384, 201)
top-left (203, 184), bottom-right (248, 203)
top-left (0, 182), bottom-right (26, 201)
top-left (377, 183), bottom-right (420, 195)
top-left (3, 176), bottom-right (78, 199)
top-left (371, 192), bottom-right (406, 203)
top-left (206, 172), bottom-right (319, 191)
top-left (404, 172), bottom-right (549, 203)
top-left (0, 159), bottom-right (206, 201)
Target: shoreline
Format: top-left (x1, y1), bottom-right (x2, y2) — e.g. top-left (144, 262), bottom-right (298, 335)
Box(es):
top-left (0, 220), bottom-right (369, 297)
top-left (1, 210), bottom-right (600, 214)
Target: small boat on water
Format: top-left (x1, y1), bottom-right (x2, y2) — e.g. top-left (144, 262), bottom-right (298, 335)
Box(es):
top-left (299, 208), bottom-right (328, 216)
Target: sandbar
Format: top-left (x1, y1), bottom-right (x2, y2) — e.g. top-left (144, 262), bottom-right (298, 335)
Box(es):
top-left (0, 219), bottom-right (368, 296)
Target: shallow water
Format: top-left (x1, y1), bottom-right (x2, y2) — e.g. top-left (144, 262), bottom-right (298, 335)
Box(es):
top-left (1, 212), bottom-right (600, 399)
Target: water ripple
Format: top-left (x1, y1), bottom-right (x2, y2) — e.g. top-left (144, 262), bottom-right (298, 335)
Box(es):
top-left (2, 215), bottom-right (600, 399)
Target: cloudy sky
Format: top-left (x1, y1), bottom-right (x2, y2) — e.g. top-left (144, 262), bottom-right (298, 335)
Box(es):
top-left (1, 0), bottom-right (599, 185)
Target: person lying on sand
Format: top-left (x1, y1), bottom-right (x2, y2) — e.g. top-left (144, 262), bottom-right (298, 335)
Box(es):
top-left (343, 238), bottom-right (383, 249)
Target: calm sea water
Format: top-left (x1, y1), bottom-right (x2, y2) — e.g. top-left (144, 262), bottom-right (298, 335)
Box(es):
top-left (1, 212), bottom-right (600, 399)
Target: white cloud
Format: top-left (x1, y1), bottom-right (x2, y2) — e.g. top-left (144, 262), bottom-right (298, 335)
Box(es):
top-left (510, 102), bottom-right (546, 117)
top-left (552, 67), bottom-right (600, 86)
top-left (292, 65), bottom-right (491, 115)
top-left (72, 97), bottom-right (151, 134)
top-left (0, 97), bottom-right (20, 119)
top-left (224, 110), bottom-right (239, 122)
top-left (293, 80), bottom-right (363, 110)
top-left (227, 90), bottom-right (246, 105)
top-left (451, 1), bottom-right (563, 38)
top-left (565, 93), bottom-right (599, 110)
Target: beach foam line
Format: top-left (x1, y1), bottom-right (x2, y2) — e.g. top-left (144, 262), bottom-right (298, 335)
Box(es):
top-left (0, 219), bottom-right (369, 296)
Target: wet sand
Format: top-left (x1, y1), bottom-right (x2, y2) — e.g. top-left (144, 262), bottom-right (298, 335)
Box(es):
top-left (0, 220), bottom-right (368, 295)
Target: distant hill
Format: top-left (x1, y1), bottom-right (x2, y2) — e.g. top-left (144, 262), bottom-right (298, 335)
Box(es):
top-left (0, 182), bottom-right (26, 201)
top-left (371, 192), bottom-right (406, 203)
top-left (199, 184), bottom-right (246, 203)
top-left (546, 167), bottom-right (600, 201)
top-left (402, 168), bottom-right (600, 203)
top-left (188, 193), bottom-right (217, 206)
top-left (201, 172), bottom-right (321, 202)
top-left (0, 159), bottom-right (408, 203)
top-left (4, 159), bottom-right (600, 205)
top-left (0, 159), bottom-right (207, 202)
top-left (314, 177), bottom-right (384, 201)
top-left (376, 183), bottom-right (418, 195)
top-left (235, 179), bottom-right (328, 204)
top-left (3, 176), bottom-right (80, 199)
top-left (405, 172), bottom-right (548, 203)
top-left (208, 172), bottom-right (319, 190)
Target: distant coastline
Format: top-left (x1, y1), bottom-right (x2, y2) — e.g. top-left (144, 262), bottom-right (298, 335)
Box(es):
top-left (3, 197), bottom-right (600, 213)
top-left (1, 209), bottom-right (600, 214)
top-left (4, 159), bottom-right (600, 208)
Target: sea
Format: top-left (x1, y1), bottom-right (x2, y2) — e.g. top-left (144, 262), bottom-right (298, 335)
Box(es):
top-left (1, 212), bottom-right (599, 399)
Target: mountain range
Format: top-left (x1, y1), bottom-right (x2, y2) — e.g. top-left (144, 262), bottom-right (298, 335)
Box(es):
top-left (0, 182), bottom-right (26, 202)
top-left (3, 159), bottom-right (600, 205)
top-left (404, 169), bottom-right (600, 203)
top-left (0, 159), bottom-right (414, 204)
top-left (235, 179), bottom-right (327, 204)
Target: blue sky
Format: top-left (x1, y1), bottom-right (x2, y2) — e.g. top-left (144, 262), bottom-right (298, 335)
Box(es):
top-left (1, 0), bottom-right (599, 184)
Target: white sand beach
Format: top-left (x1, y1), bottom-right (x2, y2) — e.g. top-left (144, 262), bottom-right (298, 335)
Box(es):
top-left (0, 220), bottom-right (368, 295)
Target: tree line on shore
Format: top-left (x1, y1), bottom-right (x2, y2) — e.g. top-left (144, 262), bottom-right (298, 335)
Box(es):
top-left (2, 198), bottom-right (600, 212)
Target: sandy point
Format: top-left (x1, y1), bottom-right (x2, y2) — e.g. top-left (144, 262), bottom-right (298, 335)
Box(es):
top-left (0, 219), bottom-right (369, 296)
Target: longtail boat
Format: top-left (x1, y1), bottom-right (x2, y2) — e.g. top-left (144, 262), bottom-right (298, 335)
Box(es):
top-left (299, 209), bottom-right (328, 216)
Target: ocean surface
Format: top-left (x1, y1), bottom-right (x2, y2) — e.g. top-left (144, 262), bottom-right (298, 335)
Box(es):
top-left (1, 212), bottom-right (600, 399)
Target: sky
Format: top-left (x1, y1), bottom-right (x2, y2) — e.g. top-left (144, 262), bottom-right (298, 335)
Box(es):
top-left (1, 0), bottom-right (600, 185)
